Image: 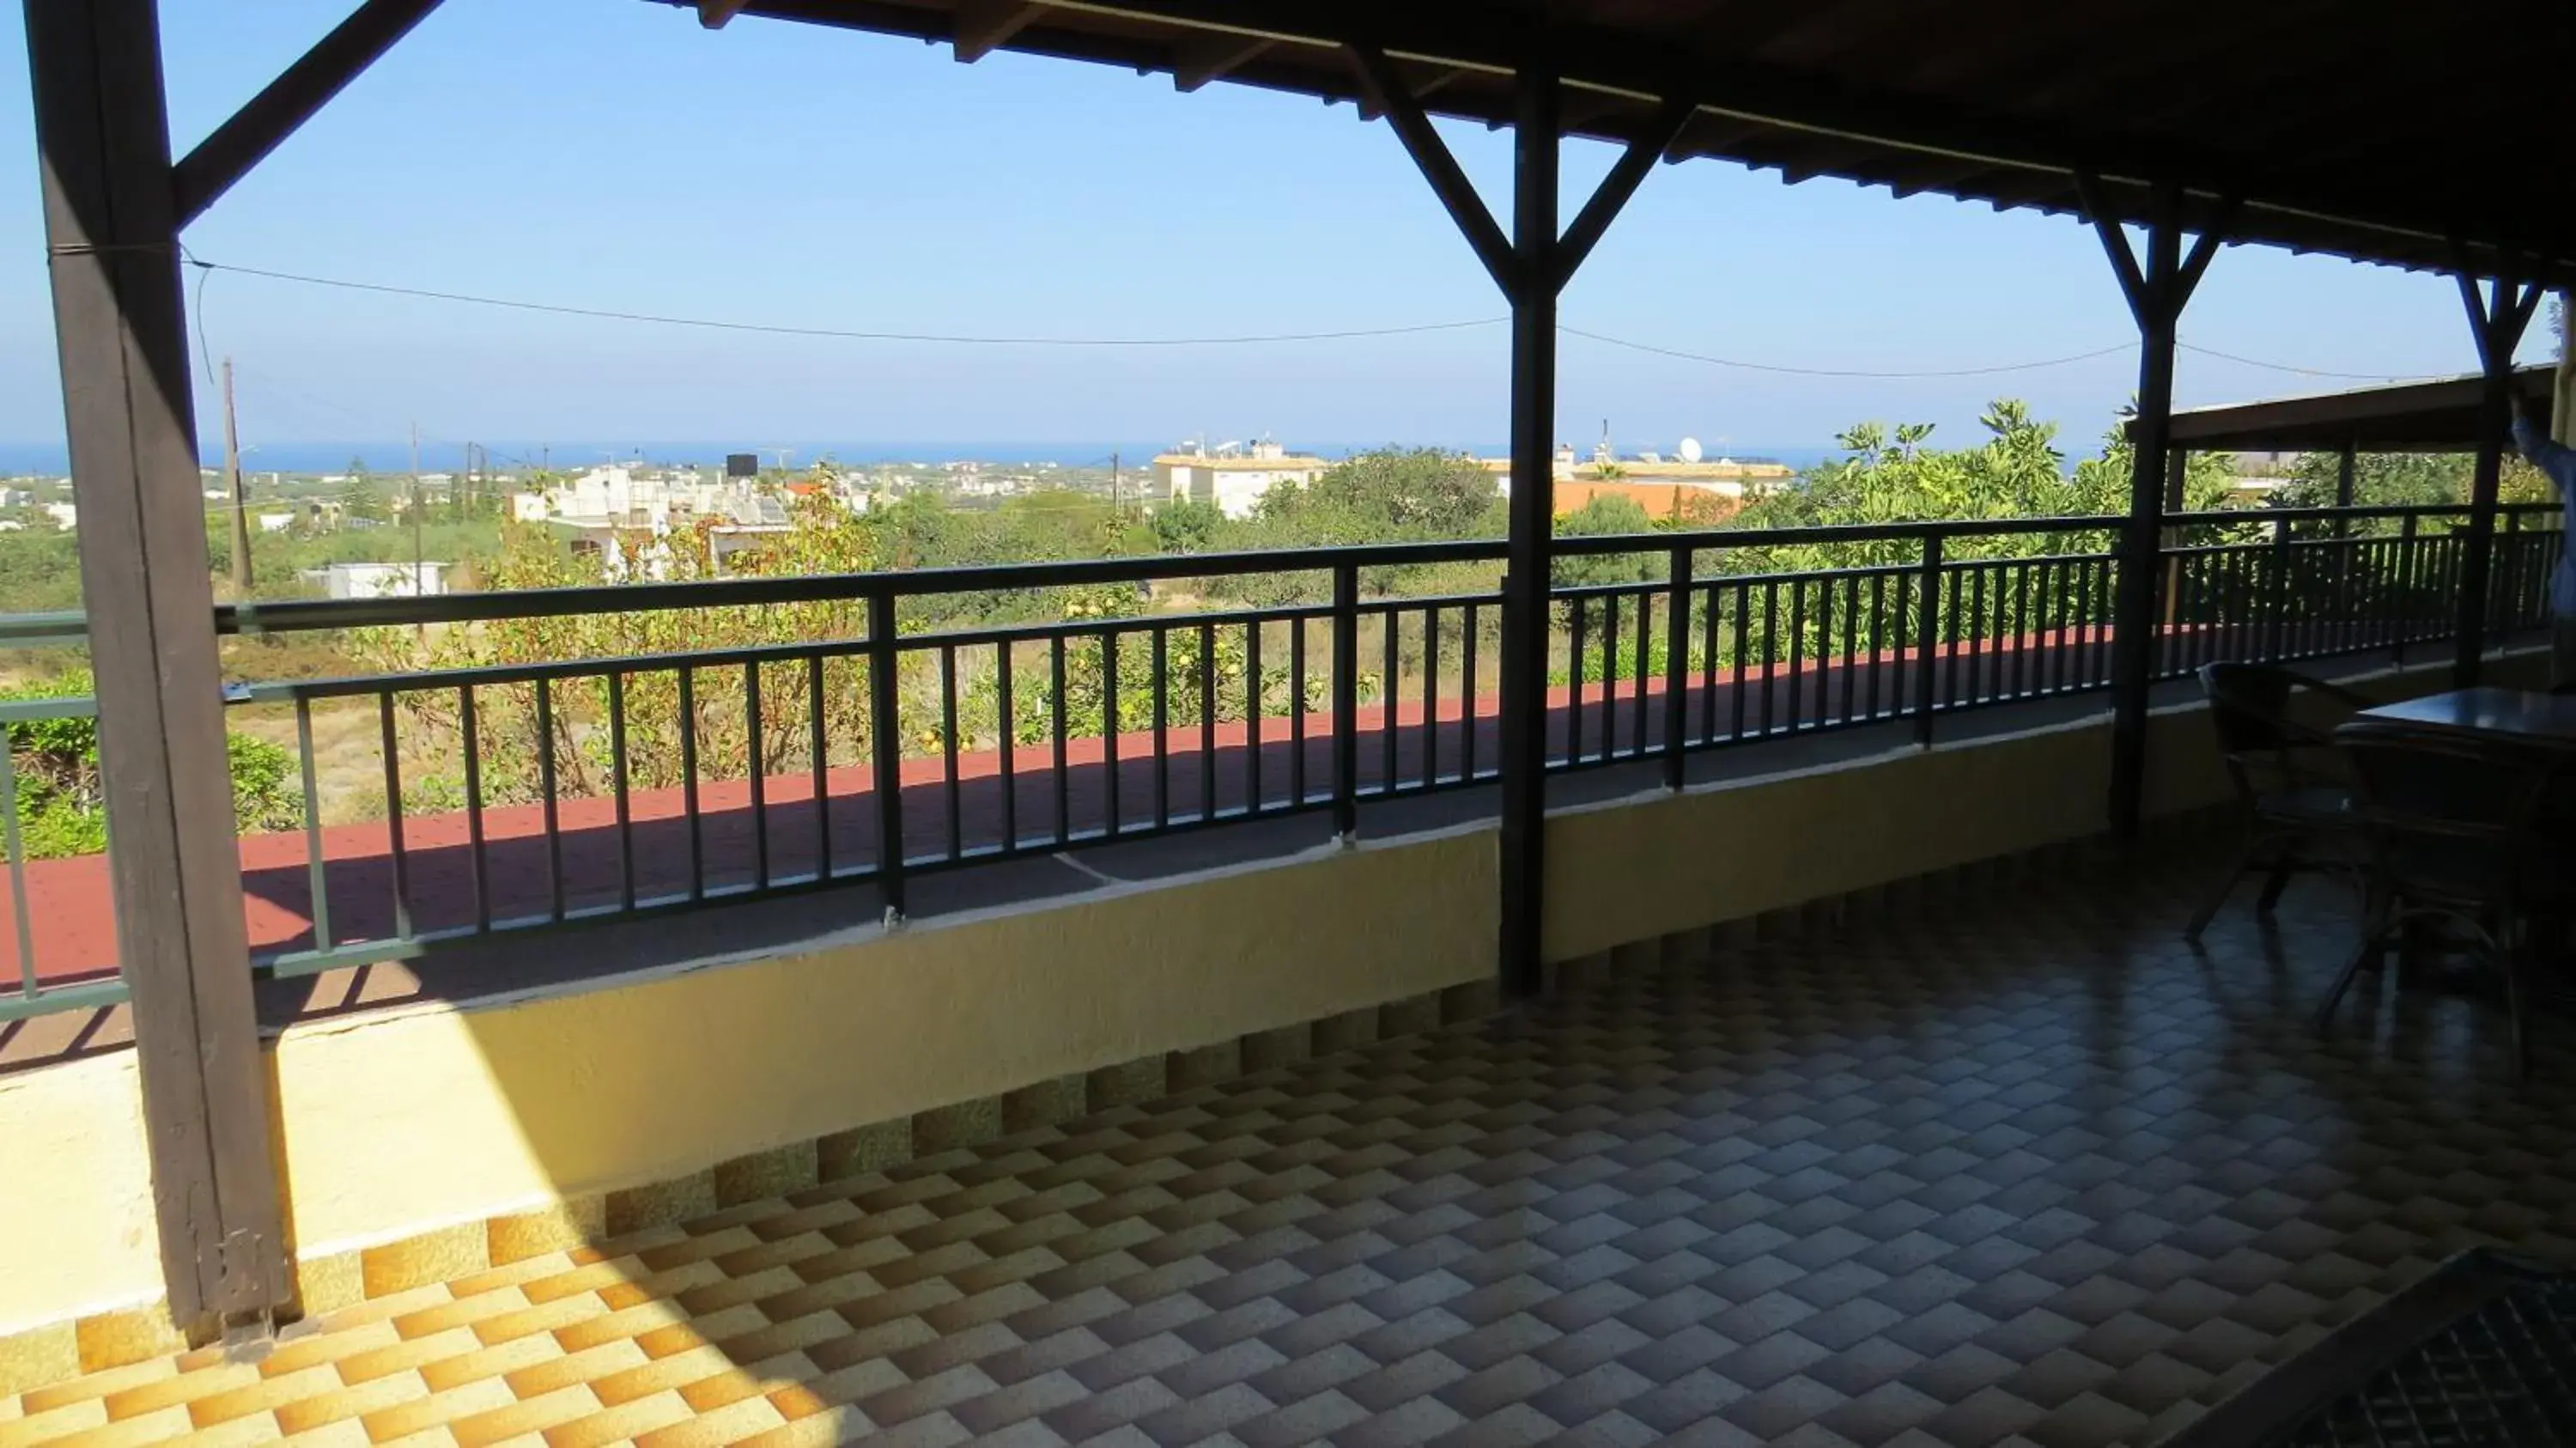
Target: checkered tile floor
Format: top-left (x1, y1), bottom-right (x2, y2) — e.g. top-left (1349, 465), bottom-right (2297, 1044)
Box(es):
top-left (7, 851), bottom-right (2575, 1448)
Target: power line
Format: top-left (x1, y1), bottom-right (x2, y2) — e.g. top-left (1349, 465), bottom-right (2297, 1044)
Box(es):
top-left (2174, 342), bottom-right (2424, 382)
top-left (184, 256), bottom-right (1509, 348)
top-left (1558, 325), bottom-right (2135, 379)
top-left (187, 250), bottom-right (2456, 388)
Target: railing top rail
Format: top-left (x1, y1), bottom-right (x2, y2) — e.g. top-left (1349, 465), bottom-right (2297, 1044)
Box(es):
top-left (0, 695), bottom-right (96, 723)
top-left (0, 502), bottom-right (2523, 644)
top-left (1551, 513), bottom-right (2118, 557)
top-left (213, 538), bottom-right (1513, 636)
top-left (2163, 502), bottom-right (2560, 526)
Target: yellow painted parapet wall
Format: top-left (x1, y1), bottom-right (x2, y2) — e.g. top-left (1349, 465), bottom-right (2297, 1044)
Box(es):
top-left (0, 652), bottom-right (2537, 1388)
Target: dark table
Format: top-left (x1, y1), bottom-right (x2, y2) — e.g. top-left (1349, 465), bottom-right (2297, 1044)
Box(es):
top-left (2350, 687), bottom-right (2576, 748)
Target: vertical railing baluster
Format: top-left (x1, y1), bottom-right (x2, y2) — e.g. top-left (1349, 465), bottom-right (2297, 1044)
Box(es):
top-left (1786, 579), bottom-right (1807, 733)
top-left (538, 677), bottom-right (563, 919)
top-left (2, 726), bottom-right (35, 995)
top-left (610, 672), bottom-right (634, 911)
top-left (459, 685), bottom-right (487, 932)
top-left (1865, 571), bottom-right (1886, 721)
top-left (2269, 517), bottom-right (2293, 662)
top-left (378, 692), bottom-right (412, 940)
top-left (1103, 630), bottom-right (1122, 836)
top-left (1913, 533), bottom-right (1944, 745)
top-left (1810, 574), bottom-right (1833, 729)
top-left (1732, 581), bottom-right (1753, 742)
top-left (1151, 628), bottom-right (1170, 828)
top-left (294, 696), bottom-right (331, 953)
top-left (1663, 546), bottom-right (1691, 789)
top-left (1245, 618), bottom-right (1263, 811)
top-left (1051, 636), bottom-right (1070, 844)
top-left (1569, 594), bottom-right (1589, 764)
top-left (1461, 603), bottom-right (1478, 782)
top-left (1332, 564), bottom-right (1359, 838)
top-left (940, 642), bottom-right (961, 859)
top-left (809, 653), bottom-right (831, 879)
top-left (1198, 621), bottom-right (1217, 817)
top-left (1601, 592), bottom-right (1620, 761)
top-left (1633, 582), bottom-right (1654, 754)
top-left (1382, 605), bottom-right (1400, 788)
top-left (1291, 613), bottom-right (1309, 805)
top-left (1760, 581), bottom-right (1779, 736)
top-left (867, 591), bottom-right (906, 918)
top-left (1699, 574), bottom-right (1721, 744)
top-left (997, 642), bottom-right (1017, 851)
top-left (2009, 562), bottom-right (2031, 698)
top-left (1965, 563), bottom-right (1987, 704)
top-left (1423, 606), bottom-right (1441, 789)
top-left (744, 662), bottom-right (767, 890)
top-left (678, 666), bottom-right (702, 901)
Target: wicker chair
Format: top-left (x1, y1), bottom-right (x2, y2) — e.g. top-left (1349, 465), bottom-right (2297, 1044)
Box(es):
top-left (2186, 662), bottom-right (2373, 941)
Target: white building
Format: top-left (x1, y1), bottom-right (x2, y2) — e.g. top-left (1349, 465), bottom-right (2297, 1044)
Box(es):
top-left (300, 561), bottom-right (449, 599)
top-left (257, 512), bottom-right (295, 534)
top-left (42, 502), bottom-right (76, 532)
top-left (1155, 440), bottom-right (1329, 520)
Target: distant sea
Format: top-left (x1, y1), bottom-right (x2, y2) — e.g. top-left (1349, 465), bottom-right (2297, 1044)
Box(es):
top-left (0, 440), bottom-right (1844, 478)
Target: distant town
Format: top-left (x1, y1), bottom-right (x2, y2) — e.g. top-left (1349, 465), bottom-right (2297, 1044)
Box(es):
top-left (0, 431), bottom-right (1811, 601)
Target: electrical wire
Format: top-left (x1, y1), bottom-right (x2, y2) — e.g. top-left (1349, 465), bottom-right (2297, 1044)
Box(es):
top-left (1558, 325), bottom-right (2135, 379)
top-left (186, 251), bottom-right (2464, 392)
top-left (2174, 342), bottom-right (2425, 383)
top-left (183, 256), bottom-right (1508, 348)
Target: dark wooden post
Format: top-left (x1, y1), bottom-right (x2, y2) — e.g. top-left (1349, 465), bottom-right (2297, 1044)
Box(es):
top-left (1495, 63), bottom-right (1560, 999)
top-left (24, 0), bottom-right (289, 1335)
top-left (2453, 270), bottom-right (2543, 686)
top-left (2080, 178), bottom-right (2235, 841)
top-left (1354, 43), bottom-right (1694, 1001)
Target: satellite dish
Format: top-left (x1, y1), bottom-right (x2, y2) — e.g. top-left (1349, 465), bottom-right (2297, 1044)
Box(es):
top-left (1678, 437), bottom-right (1704, 464)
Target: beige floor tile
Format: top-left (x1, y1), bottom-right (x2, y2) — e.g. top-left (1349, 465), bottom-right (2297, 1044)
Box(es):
top-left (440, 1385), bottom-right (599, 1448)
top-left (268, 1369), bottom-right (428, 1438)
top-left (357, 1374), bottom-right (516, 1443)
top-left (94, 1365), bottom-right (260, 1425)
top-left (331, 1330), bottom-right (483, 1389)
top-left (23, 1404), bottom-right (188, 1448)
top-left (532, 1389), bottom-right (694, 1448)
top-left (495, 1344), bottom-right (648, 1405)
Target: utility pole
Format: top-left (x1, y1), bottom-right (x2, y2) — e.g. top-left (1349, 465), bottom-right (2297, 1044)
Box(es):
top-left (222, 356), bottom-right (250, 593)
top-left (1111, 450), bottom-right (1121, 514)
top-left (409, 421), bottom-right (425, 600)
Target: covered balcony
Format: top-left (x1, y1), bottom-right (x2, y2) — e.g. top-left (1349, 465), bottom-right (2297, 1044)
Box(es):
top-left (4, 2), bottom-right (2574, 1446)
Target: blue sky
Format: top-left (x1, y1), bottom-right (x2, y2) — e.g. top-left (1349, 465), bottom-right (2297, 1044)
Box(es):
top-left (0, 0), bottom-right (2550, 460)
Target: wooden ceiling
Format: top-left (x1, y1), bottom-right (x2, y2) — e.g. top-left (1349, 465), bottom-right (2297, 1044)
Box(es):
top-left (656, 0), bottom-right (2576, 287)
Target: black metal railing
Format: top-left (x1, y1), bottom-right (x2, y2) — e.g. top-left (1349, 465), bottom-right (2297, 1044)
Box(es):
top-left (0, 502), bottom-right (2559, 1015)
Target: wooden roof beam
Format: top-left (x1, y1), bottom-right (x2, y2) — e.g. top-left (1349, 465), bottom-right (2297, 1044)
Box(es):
top-left (1171, 31), bottom-right (1272, 91)
top-left (953, 0), bottom-right (1048, 63)
top-left (172, 0), bottom-right (447, 227)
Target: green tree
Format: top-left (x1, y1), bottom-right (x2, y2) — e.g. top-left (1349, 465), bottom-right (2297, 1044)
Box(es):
top-left (1553, 493), bottom-right (1660, 586)
top-left (1149, 498), bottom-right (1223, 554)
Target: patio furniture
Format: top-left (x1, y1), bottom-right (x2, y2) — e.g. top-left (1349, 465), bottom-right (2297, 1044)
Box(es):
top-left (2318, 722), bottom-right (2567, 1077)
top-left (2187, 662), bottom-right (2374, 941)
